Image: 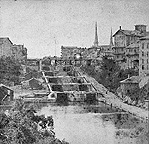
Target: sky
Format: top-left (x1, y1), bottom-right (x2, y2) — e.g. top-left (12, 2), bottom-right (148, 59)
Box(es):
top-left (0, 0), bottom-right (149, 58)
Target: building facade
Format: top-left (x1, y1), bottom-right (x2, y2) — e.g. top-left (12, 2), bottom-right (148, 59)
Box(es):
top-left (11, 44), bottom-right (27, 64)
top-left (139, 36), bottom-right (149, 76)
top-left (61, 46), bottom-right (85, 59)
top-left (113, 25), bottom-right (148, 69)
top-left (125, 41), bottom-right (139, 70)
top-left (0, 37), bottom-right (27, 63)
top-left (0, 38), bottom-right (13, 57)
top-left (120, 76), bottom-right (141, 96)
top-left (61, 22), bottom-right (114, 62)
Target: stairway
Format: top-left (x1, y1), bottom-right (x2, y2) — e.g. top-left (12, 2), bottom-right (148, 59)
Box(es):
top-left (41, 65), bottom-right (99, 103)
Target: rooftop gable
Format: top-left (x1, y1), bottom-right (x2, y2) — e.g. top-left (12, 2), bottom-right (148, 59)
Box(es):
top-left (113, 29), bottom-right (146, 37)
top-left (0, 37), bottom-right (13, 45)
top-left (0, 83), bottom-right (13, 91)
top-left (113, 29), bottom-right (132, 37)
top-left (139, 35), bottom-right (149, 40)
top-left (120, 76), bottom-right (141, 84)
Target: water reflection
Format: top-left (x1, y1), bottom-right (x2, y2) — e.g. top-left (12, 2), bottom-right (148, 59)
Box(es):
top-left (37, 102), bottom-right (148, 144)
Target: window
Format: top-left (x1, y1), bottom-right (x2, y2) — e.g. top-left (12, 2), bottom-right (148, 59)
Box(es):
top-left (147, 43), bottom-right (149, 49)
top-left (142, 43), bottom-right (144, 49)
top-left (147, 65), bottom-right (149, 70)
top-left (142, 51), bottom-right (144, 57)
top-left (147, 59), bottom-right (149, 64)
top-left (147, 52), bottom-right (149, 57)
top-left (142, 59), bottom-right (144, 64)
top-left (142, 65), bottom-right (144, 70)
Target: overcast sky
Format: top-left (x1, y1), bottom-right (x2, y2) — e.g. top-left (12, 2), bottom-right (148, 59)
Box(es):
top-left (0, 0), bottom-right (149, 58)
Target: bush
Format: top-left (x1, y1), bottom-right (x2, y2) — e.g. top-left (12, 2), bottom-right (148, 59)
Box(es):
top-left (0, 99), bottom-right (69, 144)
top-left (81, 56), bottom-right (139, 93)
top-left (0, 57), bottom-right (22, 85)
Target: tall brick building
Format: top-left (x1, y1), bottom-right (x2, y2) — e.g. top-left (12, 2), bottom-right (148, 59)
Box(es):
top-left (0, 37), bottom-right (27, 63)
top-left (139, 35), bottom-right (149, 76)
top-left (112, 25), bottom-right (149, 69)
top-left (0, 38), bottom-right (13, 57)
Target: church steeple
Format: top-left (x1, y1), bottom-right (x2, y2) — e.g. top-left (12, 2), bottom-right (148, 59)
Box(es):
top-left (93, 22), bottom-right (98, 47)
top-left (110, 28), bottom-right (113, 47)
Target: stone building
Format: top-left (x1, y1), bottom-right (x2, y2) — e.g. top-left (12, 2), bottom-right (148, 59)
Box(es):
top-left (139, 35), bottom-right (149, 76)
top-left (0, 37), bottom-right (27, 63)
top-left (61, 22), bottom-right (114, 63)
top-left (26, 58), bottom-right (40, 72)
top-left (61, 46), bottom-right (86, 59)
top-left (120, 76), bottom-right (141, 97)
top-left (125, 41), bottom-right (139, 70)
top-left (11, 44), bottom-right (27, 64)
top-left (0, 38), bottom-right (13, 57)
top-left (112, 25), bottom-right (148, 69)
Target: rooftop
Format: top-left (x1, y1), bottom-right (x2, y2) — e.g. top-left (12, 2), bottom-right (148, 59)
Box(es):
top-left (139, 76), bottom-right (149, 88)
top-left (140, 35), bottom-right (149, 40)
top-left (120, 76), bottom-right (141, 84)
top-left (113, 29), bottom-right (148, 37)
top-left (0, 37), bottom-right (13, 45)
top-left (126, 41), bottom-right (139, 48)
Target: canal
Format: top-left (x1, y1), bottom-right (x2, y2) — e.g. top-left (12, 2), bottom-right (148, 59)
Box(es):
top-left (37, 102), bottom-right (148, 144)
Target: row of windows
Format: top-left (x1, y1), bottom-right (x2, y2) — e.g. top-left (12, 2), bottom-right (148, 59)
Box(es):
top-left (142, 65), bottom-right (149, 70)
top-left (142, 51), bottom-right (149, 57)
top-left (142, 43), bottom-right (149, 49)
top-left (127, 49), bottom-right (138, 53)
top-left (142, 59), bottom-right (149, 64)
top-left (116, 55), bottom-right (124, 59)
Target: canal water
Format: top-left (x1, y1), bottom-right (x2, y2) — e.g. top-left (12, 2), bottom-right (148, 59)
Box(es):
top-left (37, 102), bottom-right (148, 144)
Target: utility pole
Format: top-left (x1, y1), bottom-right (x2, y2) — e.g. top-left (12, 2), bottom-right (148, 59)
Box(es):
top-left (54, 37), bottom-right (56, 57)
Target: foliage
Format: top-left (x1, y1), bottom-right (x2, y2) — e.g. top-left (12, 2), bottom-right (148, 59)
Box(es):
top-left (0, 56), bottom-right (22, 85)
top-left (0, 99), bottom-right (69, 144)
top-left (81, 56), bottom-right (139, 93)
top-left (127, 86), bottom-right (147, 104)
top-left (97, 56), bottom-right (121, 92)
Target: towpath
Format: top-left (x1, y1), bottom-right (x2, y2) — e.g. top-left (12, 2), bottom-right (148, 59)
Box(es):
top-left (76, 67), bottom-right (148, 122)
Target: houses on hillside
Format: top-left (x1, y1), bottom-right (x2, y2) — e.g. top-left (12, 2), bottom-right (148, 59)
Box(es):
top-left (61, 24), bottom-right (149, 77)
top-left (0, 84), bottom-right (14, 105)
top-left (125, 41), bottom-right (139, 70)
top-left (61, 22), bottom-right (114, 68)
top-left (139, 36), bottom-right (149, 76)
top-left (112, 25), bottom-right (149, 73)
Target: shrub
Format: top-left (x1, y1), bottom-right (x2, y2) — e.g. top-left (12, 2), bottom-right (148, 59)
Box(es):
top-left (0, 99), bottom-right (69, 144)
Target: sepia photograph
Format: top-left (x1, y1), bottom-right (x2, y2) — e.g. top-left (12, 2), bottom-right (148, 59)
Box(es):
top-left (0, 0), bottom-right (148, 144)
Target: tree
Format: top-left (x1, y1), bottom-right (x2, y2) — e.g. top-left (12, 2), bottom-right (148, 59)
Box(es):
top-left (0, 57), bottom-right (22, 85)
top-left (98, 56), bottom-right (121, 92)
top-left (0, 99), bottom-right (69, 144)
top-left (81, 56), bottom-right (139, 93)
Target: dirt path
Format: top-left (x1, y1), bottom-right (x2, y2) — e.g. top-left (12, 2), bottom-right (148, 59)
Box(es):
top-left (76, 67), bottom-right (148, 121)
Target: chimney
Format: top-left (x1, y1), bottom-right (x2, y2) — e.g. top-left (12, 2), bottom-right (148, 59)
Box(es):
top-left (128, 74), bottom-right (130, 78)
top-left (135, 25), bottom-right (147, 34)
top-left (119, 26), bottom-right (121, 30)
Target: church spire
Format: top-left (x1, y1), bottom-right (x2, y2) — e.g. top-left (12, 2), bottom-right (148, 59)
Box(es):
top-left (93, 22), bottom-right (98, 47)
top-left (110, 28), bottom-right (113, 46)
